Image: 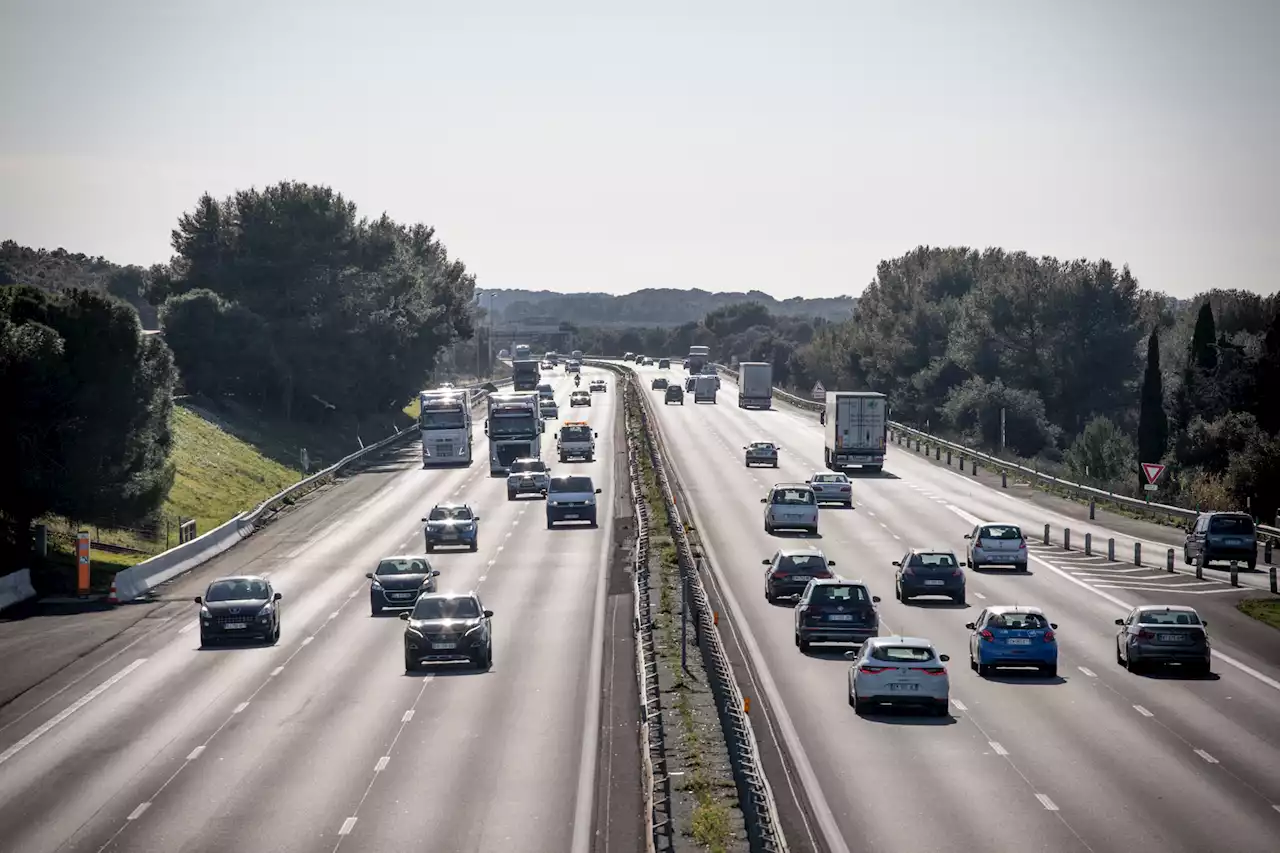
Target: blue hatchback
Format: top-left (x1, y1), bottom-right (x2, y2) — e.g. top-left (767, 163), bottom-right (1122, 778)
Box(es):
top-left (967, 606), bottom-right (1058, 677)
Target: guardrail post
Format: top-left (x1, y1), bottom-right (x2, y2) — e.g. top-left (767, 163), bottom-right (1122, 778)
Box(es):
top-left (971, 460), bottom-right (977, 476)
top-left (959, 455), bottom-right (966, 472)
top-left (1108, 538), bottom-right (1115, 561)
top-left (1063, 528), bottom-right (1071, 550)
top-left (946, 450), bottom-right (952, 465)
top-left (915, 438), bottom-right (921, 452)
top-left (1271, 567), bottom-right (1278, 594)
top-left (1001, 470), bottom-right (1007, 488)
top-left (1084, 533), bottom-right (1092, 555)
top-left (1196, 553), bottom-right (1203, 579)
top-left (935, 445), bottom-right (940, 460)
top-left (1134, 542), bottom-right (1141, 567)
top-left (1089, 499), bottom-right (1096, 520)
top-left (1230, 561), bottom-right (1239, 587)
top-left (1043, 524), bottom-right (1050, 545)
top-left (1266, 540), bottom-right (1273, 565)
top-left (1166, 548), bottom-right (1175, 572)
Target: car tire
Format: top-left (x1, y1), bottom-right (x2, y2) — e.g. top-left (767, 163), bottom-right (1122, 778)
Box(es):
top-left (425, 543), bottom-right (434, 553)
top-left (933, 701), bottom-right (950, 718)
top-left (977, 662), bottom-right (993, 677)
top-left (969, 654), bottom-right (977, 671)
top-left (405, 652), bottom-right (420, 673)
top-left (1041, 664), bottom-right (1057, 678)
top-left (199, 632), bottom-right (212, 648)
top-left (271, 624), bottom-right (281, 644)
top-left (853, 694), bottom-right (867, 715)
top-left (469, 541), bottom-right (478, 552)
top-left (1195, 660), bottom-right (1212, 677)
top-left (1182, 547), bottom-right (1191, 565)
top-left (764, 522), bottom-right (773, 534)
top-left (765, 588), bottom-right (776, 604)
top-left (371, 603), bottom-right (383, 616)
top-left (1116, 640), bottom-right (1125, 666)
top-left (794, 631), bottom-right (800, 647)
top-left (798, 636), bottom-right (811, 652)
top-left (1247, 556), bottom-right (1257, 571)
top-left (546, 517), bottom-right (555, 529)
top-left (1015, 562), bottom-right (1027, 572)
top-left (772, 462), bottom-right (778, 468)
top-left (848, 692), bottom-right (856, 708)
top-left (1124, 649), bottom-right (1139, 673)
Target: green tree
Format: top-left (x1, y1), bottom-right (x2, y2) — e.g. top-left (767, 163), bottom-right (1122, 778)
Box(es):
top-left (1137, 328), bottom-right (1169, 491)
top-left (941, 377), bottom-right (1059, 457)
top-left (1064, 416), bottom-right (1135, 485)
top-left (1189, 302), bottom-right (1217, 372)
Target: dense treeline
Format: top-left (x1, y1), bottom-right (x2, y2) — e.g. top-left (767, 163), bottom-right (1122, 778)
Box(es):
top-left (0, 240), bottom-right (157, 327)
top-left (486, 286), bottom-right (853, 327)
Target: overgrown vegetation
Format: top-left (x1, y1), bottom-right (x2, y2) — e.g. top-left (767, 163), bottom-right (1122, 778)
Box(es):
top-left (1238, 597), bottom-right (1280, 631)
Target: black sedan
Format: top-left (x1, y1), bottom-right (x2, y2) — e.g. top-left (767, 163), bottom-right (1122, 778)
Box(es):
top-left (403, 592), bottom-right (495, 671)
top-left (368, 555), bottom-right (441, 615)
top-left (195, 576), bottom-right (282, 646)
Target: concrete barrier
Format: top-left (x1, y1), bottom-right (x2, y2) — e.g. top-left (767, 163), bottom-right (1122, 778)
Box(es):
top-left (0, 569), bottom-right (37, 612)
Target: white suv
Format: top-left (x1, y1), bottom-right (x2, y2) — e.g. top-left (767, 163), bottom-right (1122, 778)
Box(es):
top-left (546, 475), bottom-right (602, 528)
top-left (761, 483), bottom-right (819, 535)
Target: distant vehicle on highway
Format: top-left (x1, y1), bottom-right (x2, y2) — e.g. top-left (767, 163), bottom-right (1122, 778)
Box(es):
top-left (651, 377), bottom-right (668, 390)
top-left (1183, 511), bottom-right (1257, 570)
top-left (964, 523), bottom-right (1028, 571)
top-left (590, 378), bottom-right (607, 392)
top-left (539, 398), bottom-right (559, 419)
top-left (806, 472), bottom-right (853, 507)
top-left (507, 457), bottom-right (550, 500)
top-left (894, 549), bottom-right (965, 604)
top-left (762, 483), bottom-right (819, 535)
top-left (195, 575), bottom-right (282, 647)
top-left (402, 592), bottom-right (494, 671)
top-left (422, 502), bottom-right (480, 552)
top-left (967, 605), bottom-right (1057, 676)
top-left (664, 384), bottom-right (684, 405)
top-left (763, 547), bottom-right (835, 603)
top-left (623, 351), bottom-right (635, 361)
top-left (744, 441), bottom-right (779, 467)
top-left (847, 637), bottom-right (951, 716)
top-left (546, 475), bottom-right (602, 528)
top-left (658, 358), bottom-right (671, 369)
top-left (795, 578), bottom-right (880, 650)
top-left (570, 390), bottom-right (591, 407)
top-left (418, 387), bottom-right (472, 468)
top-left (367, 555), bottom-right (440, 615)
top-left (684, 376), bottom-right (696, 392)
top-left (823, 391), bottom-right (888, 473)
top-left (1114, 605), bottom-right (1211, 675)
top-left (557, 420), bottom-right (597, 462)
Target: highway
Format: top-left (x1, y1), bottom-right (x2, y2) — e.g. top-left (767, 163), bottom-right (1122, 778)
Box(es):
top-left (633, 362), bottom-right (1280, 853)
top-left (0, 368), bottom-right (638, 853)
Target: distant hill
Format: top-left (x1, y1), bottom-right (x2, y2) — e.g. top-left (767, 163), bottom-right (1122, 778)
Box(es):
top-left (0, 241), bottom-right (158, 328)
top-left (479, 287), bottom-right (855, 327)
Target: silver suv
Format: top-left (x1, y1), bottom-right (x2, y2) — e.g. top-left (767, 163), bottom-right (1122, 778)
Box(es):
top-left (762, 483), bottom-right (819, 535)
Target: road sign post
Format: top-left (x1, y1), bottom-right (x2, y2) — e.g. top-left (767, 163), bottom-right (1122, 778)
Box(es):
top-left (1140, 462), bottom-right (1166, 501)
top-left (76, 531), bottom-right (91, 595)
top-left (811, 381), bottom-right (826, 401)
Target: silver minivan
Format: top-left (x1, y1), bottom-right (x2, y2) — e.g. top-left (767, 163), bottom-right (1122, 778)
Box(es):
top-left (762, 483), bottom-right (819, 535)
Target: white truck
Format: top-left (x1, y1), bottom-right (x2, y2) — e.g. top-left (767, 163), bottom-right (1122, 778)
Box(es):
top-left (738, 362), bottom-right (773, 409)
top-left (485, 392), bottom-right (544, 474)
top-left (694, 373), bottom-right (718, 404)
top-left (514, 344), bottom-right (531, 360)
top-left (687, 345), bottom-right (710, 374)
top-left (557, 420), bottom-right (598, 462)
top-left (418, 388), bottom-right (473, 467)
top-left (823, 391), bottom-right (889, 473)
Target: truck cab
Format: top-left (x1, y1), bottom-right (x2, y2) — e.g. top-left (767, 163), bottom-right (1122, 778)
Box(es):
top-left (557, 420), bottom-right (598, 462)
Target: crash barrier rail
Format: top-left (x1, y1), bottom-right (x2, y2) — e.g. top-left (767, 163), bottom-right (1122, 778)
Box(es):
top-left (607, 359), bottom-right (787, 852)
top-left (110, 380), bottom-right (512, 604)
top-left (0, 569), bottom-right (37, 612)
top-left (708, 363), bottom-right (1280, 541)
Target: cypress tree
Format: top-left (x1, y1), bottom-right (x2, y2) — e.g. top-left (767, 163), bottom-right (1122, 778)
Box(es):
top-left (1189, 302), bottom-right (1217, 372)
top-left (1137, 328), bottom-right (1168, 492)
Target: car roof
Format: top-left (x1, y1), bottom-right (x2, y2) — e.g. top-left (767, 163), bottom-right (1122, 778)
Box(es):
top-left (979, 521), bottom-right (1023, 528)
top-left (770, 482), bottom-right (813, 490)
top-left (380, 554), bottom-right (430, 562)
top-left (1201, 511), bottom-right (1250, 519)
top-left (1136, 604), bottom-right (1199, 613)
top-left (751, 441), bottom-right (776, 445)
top-left (431, 501), bottom-right (470, 510)
top-left (811, 470), bottom-right (848, 476)
top-left (778, 546), bottom-right (827, 558)
top-left (417, 591), bottom-right (480, 602)
top-left (211, 575), bottom-right (267, 584)
top-left (908, 548), bottom-right (957, 555)
top-left (511, 457), bottom-right (543, 463)
top-left (866, 635), bottom-right (936, 648)
top-left (807, 577), bottom-right (865, 587)
top-left (986, 605), bottom-right (1046, 615)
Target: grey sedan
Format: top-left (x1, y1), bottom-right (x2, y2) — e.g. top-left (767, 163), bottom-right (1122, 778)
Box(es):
top-left (1115, 605), bottom-right (1211, 675)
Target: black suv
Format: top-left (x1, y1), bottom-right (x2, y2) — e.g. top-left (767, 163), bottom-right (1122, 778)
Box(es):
top-left (795, 579), bottom-right (881, 651)
top-left (894, 549), bottom-right (965, 604)
top-left (764, 548), bottom-right (835, 603)
top-left (195, 576), bottom-right (282, 646)
top-left (664, 385), bottom-right (684, 405)
top-left (1184, 512), bottom-right (1257, 569)
top-left (651, 377), bottom-right (668, 390)
top-left (403, 592), bottom-right (494, 670)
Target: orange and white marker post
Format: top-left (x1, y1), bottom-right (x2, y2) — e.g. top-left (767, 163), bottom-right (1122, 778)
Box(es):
top-left (76, 531), bottom-right (91, 596)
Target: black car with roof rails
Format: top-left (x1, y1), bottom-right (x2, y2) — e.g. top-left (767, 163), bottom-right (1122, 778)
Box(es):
top-left (764, 548), bottom-right (835, 603)
top-left (195, 576), bottom-right (282, 646)
top-left (1183, 511), bottom-right (1257, 570)
top-left (367, 555), bottom-right (441, 615)
top-left (403, 592), bottom-right (494, 670)
top-left (794, 578), bottom-right (880, 650)
top-left (894, 549), bottom-right (965, 604)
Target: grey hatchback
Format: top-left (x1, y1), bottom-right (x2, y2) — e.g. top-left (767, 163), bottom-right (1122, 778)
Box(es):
top-left (894, 550), bottom-right (965, 604)
top-left (1184, 512), bottom-right (1257, 570)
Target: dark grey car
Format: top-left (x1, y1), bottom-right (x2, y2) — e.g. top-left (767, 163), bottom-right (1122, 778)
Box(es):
top-left (367, 555), bottom-right (440, 615)
top-left (1115, 605), bottom-right (1211, 675)
top-left (894, 550), bottom-right (965, 604)
top-left (196, 576), bottom-right (282, 646)
top-left (402, 592), bottom-right (494, 671)
top-left (1184, 512), bottom-right (1257, 570)
top-left (794, 579), bottom-right (880, 650)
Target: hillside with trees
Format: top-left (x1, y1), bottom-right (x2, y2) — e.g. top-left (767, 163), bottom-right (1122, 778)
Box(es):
top-left (0, 240), bottom-right (158, 327)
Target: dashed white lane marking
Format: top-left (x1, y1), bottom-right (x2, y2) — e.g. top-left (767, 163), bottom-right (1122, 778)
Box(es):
top-left (302, 636), bottom-right (314, 646)
top-left (990, 741), bottom-right (1009, 756)
top-left (1036, 793), bottom-right (1059, 811)
top-left (127, 803), bottom-right (151, 821)
top-left (1077, 666), bottom-right (1096, 678)
top-left (878, 522), bottom-right (889, 530)
top-left (972, 592), bottom-right (986, 600)
top-left (339, 817), bottom-right (358, 836)
top-left (1273, 805), bottom-right (1280, 815)
top-left (374, 756), bottom-right (390, 773)
top-left (270, 666), bottom-right (285, 678)
top-left (1133, 705), bottom-right (1153, 717)
top-left (401, 710), bottom-right (414, 722)
top-left (951, 698), bottom-right (967, 711)
top-left (186, 746), bottom-right (205, 761)
top-left (1195, 749), bottom-right (1219, 764)
top-left (232, 702), bottom-right (249, 715)
top-left (0, 658), bottom-right (147, 768)
top-left (891, 533), bottom-right (901, 541)
top-left (328, 610), bottom-right (340, 621)
top-left (478, 575), bottom-right (487, 583)
top-left (347, 589), bottom-right (360, 600)
top-left (866, 510), bottom-right (876, 517)
top-left (178, 623), bottom-right (196, 635)
top-left (497, 545), bottom-right (505, 553)
top-left (487, 559), bottom-right (496, 567)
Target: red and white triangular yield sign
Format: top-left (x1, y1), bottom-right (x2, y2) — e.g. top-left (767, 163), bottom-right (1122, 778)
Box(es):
top-left (1141, 462), bottom-right (1166, 485)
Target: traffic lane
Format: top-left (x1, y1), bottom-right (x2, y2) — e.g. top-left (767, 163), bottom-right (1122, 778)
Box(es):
top-left (645, 391), bottom-right (1093, 853)
top-left (654, 383), bottom-right (1280, 846)
top-left (0, 444), bottom-right (503, 853)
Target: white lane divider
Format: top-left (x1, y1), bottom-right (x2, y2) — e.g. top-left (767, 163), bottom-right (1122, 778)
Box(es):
top-left (973, 592), bottom-right (986, 600)
top-left (270, 666), bottom-right (284, 678)
top-left (0, 658), bottom-right (147, 768)
top-left (178, 623), bottom-right (196, 635)
top-left (1133, 705), bottom-right (1153, 717)
top-left (951, 698), bottom-right (968, 712)
top-left (401, 710), bottom-right (414, 723)
top-left (989, 741), bottom-right (1009, 756)
top-left (126, 802), bottom-right (151, 821)
top-left (186, 746), bottom-right (205, 761)
top-left (338, 817), bottom-right (358, 836)
top-left (1077, 667), bottom-right (1096, 678)
top-left (1036, 793), bottom-right (1059, 811)
top-left (302, 636), bottom-right (314, 646)
top-left (232, 702), bottom-right (249, 715)
top-left (1194, 749), bottom-right (1219, 764)
top-left (374, 756), bottom-right (390, 773)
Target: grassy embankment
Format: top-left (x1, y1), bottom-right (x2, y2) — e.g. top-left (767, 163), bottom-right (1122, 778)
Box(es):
top-left (1238, 597), bottom-right (1280, 631)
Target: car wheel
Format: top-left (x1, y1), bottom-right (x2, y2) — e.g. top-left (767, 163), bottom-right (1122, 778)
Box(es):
top-left (977, 662), bottom-right (993, 677)
top-left (894, 584), bottom-right (902, 601)
top-left (1195, 660), bottom-right (1212, 677)
top-left (764, 522), bottom-right (773, 534)
top-left (405, 652), bottom-right (420, 673)
top-left (1247, 556), bottom-right (1257, 571)
top-left (507, 490), bottom-right (516, 501)
top-left (848, 691), bottom-right (856, 708)
top-left (1182, 547), bottom-right (1191, 565)
top-left (969, 654), bottom-right (977, 671)
top-left (469, 541), bottom-right (478, 552)
top-left (933, 700), bottom-right (950, 717)
top-left (952, 594), bottom-right (965, 605)
top-left (798, 636), bottom-right (811, 652)
top-left (371, 603), bottom-right (382, 616)
top-left (425, 543), bottom-right (434, 553)
top-left (1124, 649), bottom-right (1139, 672)
top-left (853, 694), bottom-right (867, 715)
top-left (772, 462), bottom-right (778, 468)
top-left (1115, 640), bottom-right (1125, 666)
top-left (794, 631), bottom-right (800, 647)
top-left (199, 632), bottom-right (212, 648)
top-left (1041, 664), bottom-right (1057, 678)
top-left (1015, 562), bottom-right (1027, 572)
top-left (765, 588), bottom-right (776, 604)
top-left (546, 518), bottom-right (555, 529)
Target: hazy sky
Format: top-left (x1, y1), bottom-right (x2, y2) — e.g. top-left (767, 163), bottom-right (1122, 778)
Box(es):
top-left (2, 0), bottom-right (1277, 298)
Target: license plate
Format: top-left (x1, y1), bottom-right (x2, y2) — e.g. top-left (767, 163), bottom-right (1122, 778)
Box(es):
top-left (1006, 638), bottom-right (1032, 645)
top-left (224, 623), bottom-right (247, 630)
top-left (790, 576), bottom-right (811, 583)
top-left (564, 513), bottom-right (579, 520)
top-left (1225, 538), bottom-right (1242, 546)
top-left (390, 593), bottom-right (413, 599)
top-left (924, 580), bottom-right (945, 586)
top-left (441, 534), bottom-right (457, 540)
top-left (888, 683), bottom-right (919, 691)
top-left (432, 642), bottom-right (457, 650)
top-left (1158, 634), bottom-right (1183, 642)
top-left (829, 614), bottom-right (854, 621)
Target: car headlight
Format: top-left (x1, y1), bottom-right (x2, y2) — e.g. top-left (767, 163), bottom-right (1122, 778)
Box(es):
top-left (371, 580), bottom-right (383, 591)
top-left (200, 606), bottom-right (212, 620)
top-left (464, 623), bottom-right (485, 637)
top-left (406, 626), bottom-right (424, 638)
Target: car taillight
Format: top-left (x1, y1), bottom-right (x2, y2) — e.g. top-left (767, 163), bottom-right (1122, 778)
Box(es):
top-left (1043, 630), bottom-right (1055, 642)
top-left (860, 665), bottom-right (892, 674)
top-left (1137, 629), bottom-right (1155, 640)
top-left (1019, 541), bottom-right (1027, 550)
top-left (921, 667), bottom-right (947, 676)
top-left (952, 567), bottom-right (962, 577)
top-left (980, 630), bottom-right (994, 641)
top-left (840, 486), bottom-right (851, 492)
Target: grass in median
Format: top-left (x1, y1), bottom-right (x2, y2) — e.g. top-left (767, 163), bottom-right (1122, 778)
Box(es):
top-left (1237, 597), bottom-right (1280, 631)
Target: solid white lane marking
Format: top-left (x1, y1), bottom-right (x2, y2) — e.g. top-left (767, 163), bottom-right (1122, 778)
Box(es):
top-left (990, 741), bottom-right (1009, 756)
top-left (348, 589), bottom-right (359, 600)
top-left (951, 698), bottom-right (967, 711)
top-left (178, 622), bottom-right (196, 635)
top-left (1273, 805), bottom-right (1280, 814)
top-left (339, 817), bottom-right (357, 835)
top-left (232, 702), bottom-right (249, 715)
top-left (127, 803), bottom-right (150, 821)
top-left (302, 636), bottom-right (314, 646)
top-left (1036, 793), bottom-right (1059, 811)
top-left (0, 658), bottom-right (147, 768)
top-left (1077, 666), bottom-right (1096, 678)
top-left (270, 666), bottom-right (285, 677)
top-left (973, 592), bottom-right (986, 600)
top-left (1133, 705), bottom-right (1153, 717)
top-left (1195, 749), bottom-right (1219, 764)
top-left (186, 746), bottom-right (205, 761)
top-left (374, 756), bottom-right (390, 772)
top-left (402, 710), bottom-right (414, 722)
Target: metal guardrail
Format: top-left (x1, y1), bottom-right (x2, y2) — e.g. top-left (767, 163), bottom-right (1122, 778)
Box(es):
top-left (709, 363), bottom-right (1280, 541)
top-left (602, 359), bottom-right (787, 853)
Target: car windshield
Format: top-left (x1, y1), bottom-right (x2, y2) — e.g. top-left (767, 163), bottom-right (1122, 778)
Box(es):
top-left (1137, 610), bottom-right (1202, 626)
top-left (561, 426), bottom-right (592, 441)
top-left (812, 474), bottom-right (846, 483)
top-left (550, 476), bottom-right (594, 493)
top-left (1209, 516), bottom-right (1254, 534)
top-left (772, 488), bottom-right (814, 505)
top-left (412, 597), bottom-right (481, 620)
top-left (990, 612), bottom-right (1049, 629)
top-left (980, 525), bottom-right (1023, 540)
top-left (420, 408), bottom-right (466, 429)
top-left (812, 585), bottom-right (869, 603)
top-left (207, 579), bottom-right (268, 601)
top-left (870, 645), bottom-right (935, 663)
top-left (751, 443), bottom-right (775, 451)
top-left (909, 552), bottom-right (958, 568)
top-left (377, 558), bottom-right (430, 575)
top-left (778, 554), bottom-right (828, 571)
top-left (510, 460), bottom-right (547, 474)
top-left (428, 506), bottom-right (473, 521)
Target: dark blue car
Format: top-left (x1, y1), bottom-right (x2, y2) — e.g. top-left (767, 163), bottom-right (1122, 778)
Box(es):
top-left (967, 606), bottom-right (1058, 677)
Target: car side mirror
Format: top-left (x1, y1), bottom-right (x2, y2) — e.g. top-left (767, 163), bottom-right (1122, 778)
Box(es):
top-left (1114, 618), bottom-right (1125, 626)
top-left (940, 654), bottom-right (951, 663)
top-left (843, 650), bottom-right (856, 660)
top-left (595, 488), bottom-right (602, 494)
top-left (193, 596), bottom-right (203, 605)
top-left (872, 596), bottom-right (881, 603)
top-left (365, 572), bottom-right (374, 579)
top-left (430, 569), bottom-right (441, 577)
top-left (761, 559), bottom-right (771, 565)
top-left (400, 612), bottom-right (410, 620)
top-left (827, 560), bottom-right (836, 567)
top-left (594, 432), bottom-right (599, 438)
top-left (421, 517), bottom-right (428, 523)
top-left (473, 515), bottom-right (481, 521)
top-left (892, 560), bottom-right (901, 567)
top-left (1201, 620), bottom-right (1208, 628)
top-left (484, 610), bottom-right (494, 618)
top-left (1050, 623), bottom-right (1058, 630)
top-left (964, 622), bottom-right (975, 630)
top-left (963, 534), bottom-right (972, 539)
top-left (760, 498), bottom-right (767, 503)
top-left (274, 592), bottom-right (283, 601)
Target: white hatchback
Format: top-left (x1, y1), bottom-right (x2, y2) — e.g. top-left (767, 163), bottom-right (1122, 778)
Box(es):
top-left (762, 483), bottom-right (819, 535)
top-left (847, 636), bottom-right (951, 716)
top-left (965, 522), bottom-right (1028, 571)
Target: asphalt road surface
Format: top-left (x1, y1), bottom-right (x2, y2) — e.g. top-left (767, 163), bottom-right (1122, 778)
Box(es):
top-left (634, 362), bottom-right (1280, 853)
top-left (0, 368), bottom-right (638, 853)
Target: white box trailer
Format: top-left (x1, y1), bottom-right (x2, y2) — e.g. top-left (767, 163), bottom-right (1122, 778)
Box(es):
top-left (824, 392), bottom-right (889, 473)
top-left (694, 373), bottom-right (718, 403)
top-left (738, 362), bottom-right (773, 409)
